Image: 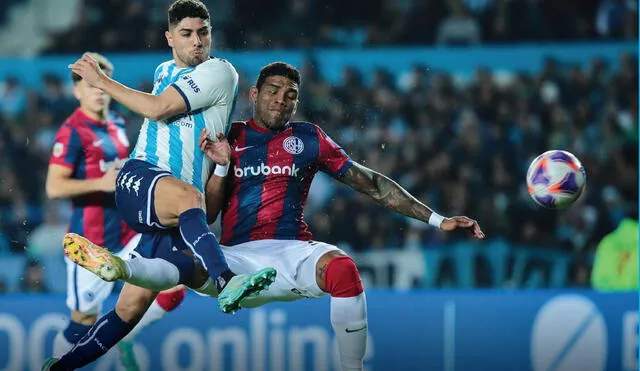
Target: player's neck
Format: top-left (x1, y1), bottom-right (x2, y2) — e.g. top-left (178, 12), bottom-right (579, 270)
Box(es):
top-left (251, 118), bottom-right (286, 132)
top-left (79, 107), bottom-right (107, 123)
top-left (173, 56), bottom-right (210, 69)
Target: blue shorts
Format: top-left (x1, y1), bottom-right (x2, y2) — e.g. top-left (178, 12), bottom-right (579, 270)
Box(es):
top-left (115, 159), bottom-right (172, 234)
top-left (133, 229), bottom-right (199, 286)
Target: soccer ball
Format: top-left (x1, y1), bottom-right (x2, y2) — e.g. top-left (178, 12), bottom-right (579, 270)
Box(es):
top-left (526, 150), bottom-right (586, 209)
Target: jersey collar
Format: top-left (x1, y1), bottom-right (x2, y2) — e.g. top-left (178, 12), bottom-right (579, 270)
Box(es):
top-left (248, 118), bottom-right (291, 134)
top-left (76, 108), bottom-right (108, 126)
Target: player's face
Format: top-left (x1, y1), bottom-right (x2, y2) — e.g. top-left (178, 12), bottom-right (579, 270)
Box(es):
top-left (251, 76), bottom-right (299, 130)
top-left (166, 17), bottom-right (211, 67)
top-left (73, 80), bottom-right (110, 114)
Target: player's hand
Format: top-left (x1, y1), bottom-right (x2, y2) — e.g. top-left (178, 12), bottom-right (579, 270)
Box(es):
top-left (68, 53), bottom-right (107, 89)
top-left (99, 162), bottom-right (121, 192)
top-left (440, 216), bottom-right (485, 239)
top-left (199, 129), bottom-right (231, 166)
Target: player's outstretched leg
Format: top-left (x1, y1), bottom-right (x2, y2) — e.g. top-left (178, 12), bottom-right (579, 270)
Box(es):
top-left (64, 233), bottom-right (127, 282)
top-left (65, 231), bottom-right (277, 314)
top-left (217, 267), bottom-right (277, 313)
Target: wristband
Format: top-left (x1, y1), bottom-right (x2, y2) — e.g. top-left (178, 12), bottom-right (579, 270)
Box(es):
top-left (428, 212), bottom-right (445, 228)
top-left (214, 163), bottom-right (229, 177)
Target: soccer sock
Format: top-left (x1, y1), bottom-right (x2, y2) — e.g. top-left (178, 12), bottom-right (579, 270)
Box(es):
top-left (52, 320), bottom-right (92, 357)
top-left (195, 277), bottom-right (219, 297)
top-left (330, 293), bottom-right (368, 371)
top-left (121, 287), bottom-right (186, 342)
top-left (178, 208), bottom-right (234, 291)
top-left (52, 310), bottom-right (135, 371)
top-left (123, 255), bottom-right (180, 291)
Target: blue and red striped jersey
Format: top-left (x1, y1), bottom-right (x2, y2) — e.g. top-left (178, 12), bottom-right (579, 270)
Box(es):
top-left (49, 108), bottom-right (137, 252)
top-left (221, 119), bottom-right (353, 246)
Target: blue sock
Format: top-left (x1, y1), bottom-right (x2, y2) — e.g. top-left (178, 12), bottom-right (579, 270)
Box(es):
top-left (53, 310), bottom-right (135, 371)
top-left (178, 208), bottom-right (233, 288)
top-left (63, 320), bottom-right (91, 343)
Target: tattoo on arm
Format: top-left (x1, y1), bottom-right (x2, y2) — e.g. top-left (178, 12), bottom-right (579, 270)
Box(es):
top-left (338, 162), bottom-right (433, 223)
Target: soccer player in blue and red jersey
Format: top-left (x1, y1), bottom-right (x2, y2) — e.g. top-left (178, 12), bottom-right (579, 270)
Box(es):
top-left (56, 62), bottom-right (486, 371)
top-left (45, 52), bottom-right (186, 370)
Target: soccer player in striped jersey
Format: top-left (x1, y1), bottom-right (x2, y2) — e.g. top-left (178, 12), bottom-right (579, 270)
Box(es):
top-left (42, 1), bottom-right (274, 370)
top-left (54, 62), bottom-right (485, 371)
top-left (45, 52), bottom-right (186, 370)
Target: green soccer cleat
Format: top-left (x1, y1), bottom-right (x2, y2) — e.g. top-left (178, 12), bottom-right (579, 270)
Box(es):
top-left (118, 341), bottom-right (141, 371)
top-left (41, 357), bottom-right (58, 371)
top-left (217, 267), bottom-right (277, 314)
top-left (63, 233), bottom-right (127, 282)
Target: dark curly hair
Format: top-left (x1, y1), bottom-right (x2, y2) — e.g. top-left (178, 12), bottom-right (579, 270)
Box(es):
top-left (168, 0), bottom-right (210, 28)
top-left (256, 62), bottom-right (301, 90)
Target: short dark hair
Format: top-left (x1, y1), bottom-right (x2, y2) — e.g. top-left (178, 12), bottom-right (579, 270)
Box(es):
top-left (168, 0), bottom-right (210, 28)
top-left (71, 52), bottom-right (114, 83)
top-left (256, 62), bottom-right (301, 90)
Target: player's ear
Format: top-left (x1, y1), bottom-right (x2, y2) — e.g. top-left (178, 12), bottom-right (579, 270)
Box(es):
top-left (165, 30), bottom-right (173, 48)
top-left (72, 82), bottom-right (82, 101)
top-left (249, 86), bottom-right (258, 103)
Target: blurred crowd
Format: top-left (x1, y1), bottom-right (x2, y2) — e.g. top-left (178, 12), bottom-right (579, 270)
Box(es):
top-left (0, 49), bottom-right (637, 291)
top-left (34, 0), bottom-right (638, 53)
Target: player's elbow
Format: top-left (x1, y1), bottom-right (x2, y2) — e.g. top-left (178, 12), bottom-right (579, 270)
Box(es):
top-left (147, 91), bottom-right (184, 122)
top-left (146, 109), bottom-right (165, 122)
top-left (45, 182), bottom-right (62, 199)
top-left (144, 97), bottom-right (171, 122)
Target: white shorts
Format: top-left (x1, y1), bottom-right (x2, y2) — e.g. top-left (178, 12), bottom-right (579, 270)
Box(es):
top-left (221, 240), bottom-right (339, 308)
top-left (65, 234), bottom-right (142, 314)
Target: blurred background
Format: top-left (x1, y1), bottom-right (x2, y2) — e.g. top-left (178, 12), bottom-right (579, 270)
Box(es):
top-left (0, 0), bottom-right (637, 370)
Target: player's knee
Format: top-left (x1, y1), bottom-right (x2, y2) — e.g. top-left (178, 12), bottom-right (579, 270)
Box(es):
top-left (324, 256), bottom-right (364, 298)
top-left (176, 185), bottom-right (204, 213)
top-left (155, 286), bottom-right (187, 312)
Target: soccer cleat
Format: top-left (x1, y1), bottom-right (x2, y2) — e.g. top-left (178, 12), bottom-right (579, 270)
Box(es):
top-left (118, 341), bottom-right (141, 371)
top-left (217, 267), bottom-right (277, 314)
top-left (41, 357), bottom-right (58, 371)
top-left (63, 233), bottom-right (126, 282)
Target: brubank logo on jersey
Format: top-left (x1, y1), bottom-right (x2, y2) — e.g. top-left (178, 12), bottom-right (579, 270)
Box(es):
top-left (181, 75), bottom-right (200, 93)
top-left (234, 163), bottom-right (300, 178)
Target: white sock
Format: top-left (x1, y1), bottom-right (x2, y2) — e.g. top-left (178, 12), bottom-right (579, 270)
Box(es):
top-left (330, 293), bottom-right (368, 371)
top-left (121, 300), bottom-right (167, 342)
top-left (52, 331), bottom-right (74, 357)
top-left (194, 277), bottom-right (218, 297)
top-left (124, 256), bottom-right (180, 291)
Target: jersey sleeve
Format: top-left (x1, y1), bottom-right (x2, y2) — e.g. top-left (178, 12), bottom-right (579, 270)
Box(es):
top-left (49, 123), bottom-right (83, 169)
top-left (171, 58), bottom-right (239, 113)
top-left (314, 125), bottom-right (353, 177)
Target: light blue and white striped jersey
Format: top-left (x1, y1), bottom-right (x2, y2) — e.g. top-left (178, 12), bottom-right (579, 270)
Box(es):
top-left (131, 57), bottom-right (239, 192)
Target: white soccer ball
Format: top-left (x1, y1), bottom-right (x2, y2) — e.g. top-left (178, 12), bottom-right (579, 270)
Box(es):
top-left (526, 150), bottom-right (587, 209)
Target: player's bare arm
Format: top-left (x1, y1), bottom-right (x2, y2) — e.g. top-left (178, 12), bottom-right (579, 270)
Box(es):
top-left (68, 54), bottom-right (187, 122)
top-left (338, 161), bottom-right (485, 239)
top-left (46, 162), bottom-right (120, 199)
top-left (201, 129), bottom-right (231, 224)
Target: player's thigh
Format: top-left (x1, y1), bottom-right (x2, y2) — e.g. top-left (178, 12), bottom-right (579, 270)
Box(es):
top-left (294, 241), bottom-right (342, 298)
top-left (153, 175), bottom-right (204, 226)
top-left (65, 257), bottom-right (114, 315)
top-left (116, 159), bottom-right (172, 233)
top-left (223, 240), bottom-right (339, 307)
